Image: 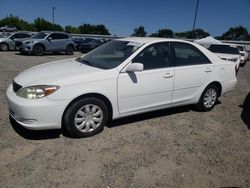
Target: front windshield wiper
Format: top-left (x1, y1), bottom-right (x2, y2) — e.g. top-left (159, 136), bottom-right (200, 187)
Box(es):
top-left (76, 57), bottom-right (92, 66)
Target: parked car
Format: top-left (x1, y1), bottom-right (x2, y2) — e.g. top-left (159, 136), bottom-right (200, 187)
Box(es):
top-left (72, 37), bottom-right (94, 50)
top-left (208, 44), bottom-right (241, 70)
top-left (19, 31), bottom-right (75, 56)
top-left (237, 45), bottom-right (248, 66)
top-left (6, 38), bottom-right (237, 138)
top-left (0, 25), bottom-right (17, 32)
top-left (79, 39), bottom-right (106, 53)
top-left (0, 32), bottom-right (31, 51)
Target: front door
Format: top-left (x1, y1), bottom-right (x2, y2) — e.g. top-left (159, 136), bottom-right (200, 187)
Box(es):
top-left (118, 42), bottom-right (174, 115)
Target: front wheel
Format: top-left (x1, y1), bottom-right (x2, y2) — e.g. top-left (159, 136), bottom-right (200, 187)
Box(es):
top-left (196, 85), bottom-right (219, 112)
top-left (63, 98), bottom-right (108, 138)
top-left (33, 44), bottom-right (44, 56)
top-left (0, 43), bottom-right (9, 51)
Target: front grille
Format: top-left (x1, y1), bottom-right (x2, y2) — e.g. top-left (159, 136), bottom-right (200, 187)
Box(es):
top-left (12, 81), bottom-right (22, 93)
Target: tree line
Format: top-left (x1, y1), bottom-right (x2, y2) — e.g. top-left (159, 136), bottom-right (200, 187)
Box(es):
top-left (0, 15), bottom-right (110, 35)
top-left (131, 25), bottom-right (250, 41)
top-left (0, 15), bottom-right (250, 40)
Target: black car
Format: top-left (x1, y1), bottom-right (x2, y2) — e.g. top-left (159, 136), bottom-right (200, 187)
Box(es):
top-left (79, 39), bottom-right (107, 53)
top-left (73, 37), bottom-right (95, 50)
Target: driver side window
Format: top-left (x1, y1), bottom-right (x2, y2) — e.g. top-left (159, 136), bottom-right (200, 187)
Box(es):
top-left (132, 42), bottom-right (171, 70)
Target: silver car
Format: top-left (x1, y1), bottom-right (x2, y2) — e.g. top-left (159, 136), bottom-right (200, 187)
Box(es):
top-left (0, 32), bottom-right (31, 51)
top-left (19, 31), bottom-right (75, 56)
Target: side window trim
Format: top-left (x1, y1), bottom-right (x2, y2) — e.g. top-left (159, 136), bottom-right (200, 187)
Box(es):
top-left (171, 42), bottom-right (212, 67)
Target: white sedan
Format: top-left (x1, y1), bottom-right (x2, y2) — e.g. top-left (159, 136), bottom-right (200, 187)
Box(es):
top-left (6, 37), bottom-right (237, 137)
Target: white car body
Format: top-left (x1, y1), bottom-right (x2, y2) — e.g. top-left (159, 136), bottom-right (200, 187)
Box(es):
top-left (238, 45), bottom-right (249, 65)
top-left (213, 52), bottom-right (240, 69)
top-left (6, 37), bottom-right (237, 131)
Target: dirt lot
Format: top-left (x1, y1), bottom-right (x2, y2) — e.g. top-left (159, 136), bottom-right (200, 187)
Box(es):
top-left (0, 51), bottom-right (249, 188)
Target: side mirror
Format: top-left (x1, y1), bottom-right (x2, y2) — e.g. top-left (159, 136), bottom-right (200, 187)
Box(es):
top-left (47, 37), bottom-right (52, 41)
top-left (126, 63), bottom-right (144, 72)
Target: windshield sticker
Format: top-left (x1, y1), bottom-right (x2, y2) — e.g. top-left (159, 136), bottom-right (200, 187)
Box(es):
top-left (127, 41), bottom-right (144, 47)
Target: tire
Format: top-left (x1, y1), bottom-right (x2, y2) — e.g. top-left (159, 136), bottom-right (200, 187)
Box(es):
top-left (0, 43), bottom-right (9, 51)
top-left (65, 45), bottom-right (74, 55)
top-left (63, 98), bottom-right (108, 138)
top-left (196, 84), bottom-right (219, 112)
top-left (33, 44), bottom-right (44, 56)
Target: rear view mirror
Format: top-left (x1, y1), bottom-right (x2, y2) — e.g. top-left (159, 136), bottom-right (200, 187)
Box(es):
top-left (126, 63), bottom-right (144, 72)
top-left (47, 37), bottom-right (52, 41)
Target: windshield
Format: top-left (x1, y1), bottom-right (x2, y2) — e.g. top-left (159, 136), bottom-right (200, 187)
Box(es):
top-left (76, 40), bottom-right (143, 69)
top-left (209, 45), bottom-right (239, 55)
top-left (31, 32), bottom-right (48, 39)
top-left (1, 32), bottom-right (12, 38)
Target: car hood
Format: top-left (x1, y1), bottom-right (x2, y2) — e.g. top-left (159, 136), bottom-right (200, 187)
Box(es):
top-left (0, 38), bottom-right (11, 42)
top-left (14, 58), bottom-right (114, 87)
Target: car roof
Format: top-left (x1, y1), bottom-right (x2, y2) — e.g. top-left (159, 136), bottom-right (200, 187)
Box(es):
top-left (117, 37), bottom-right (194, 45)
top-left (41, 31), bottom-right (69, 35)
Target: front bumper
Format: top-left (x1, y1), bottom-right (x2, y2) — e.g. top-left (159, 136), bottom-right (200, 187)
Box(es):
top-left (19, 43), bottom-right (34, 53)
top-left (6, 84), bottom-right (70, 130)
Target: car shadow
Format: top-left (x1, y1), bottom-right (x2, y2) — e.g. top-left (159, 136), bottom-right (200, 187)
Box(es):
top-left (9, 116), bottom-right (62, 140)
top-left (15, 52), bottom-right (71, 56)
top-left (108, 105), bottom-right (192, 128)
top-left (240, 92), bottom-right (250, 129)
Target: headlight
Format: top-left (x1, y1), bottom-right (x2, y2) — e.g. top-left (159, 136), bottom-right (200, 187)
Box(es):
top-left (16, 85), bottom-right (59, 99)
top-left (24, 40), bottom-right (35, 44)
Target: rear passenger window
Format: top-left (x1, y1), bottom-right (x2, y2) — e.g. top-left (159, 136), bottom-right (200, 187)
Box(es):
top-left (173, 42), bottom-right (211, 66)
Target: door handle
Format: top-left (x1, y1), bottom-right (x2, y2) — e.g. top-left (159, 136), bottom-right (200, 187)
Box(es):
top-left (163, 73), bottom-right (173, 78)
top-left (205, 69), bottom-right (212, 73)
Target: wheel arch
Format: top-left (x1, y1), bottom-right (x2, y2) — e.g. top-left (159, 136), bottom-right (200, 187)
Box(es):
top-left (62, 93), bottom-right (113, 124)
top-left (206, 81), bottom-right (222, 97)
top-left (66, 43), bottom-right (75, 50)
top-left (33, 43), bottom-right (46, 51)
top-left (0, 42), bottom-right (9, 50)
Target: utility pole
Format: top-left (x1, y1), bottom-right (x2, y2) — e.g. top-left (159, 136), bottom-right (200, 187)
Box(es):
top-left (52, 6), bottom-right (56, 30)
top-left (192, 0), bottom-right (199, 39)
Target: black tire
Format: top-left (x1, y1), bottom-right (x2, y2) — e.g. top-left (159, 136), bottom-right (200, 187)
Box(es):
top-left (63, 98), bottom-right (108, 138)
top-left (65, 45), bottom-right (74, 55)
top-left (0, 43), bottom-right (9, 51)
top-left (33, 44), bottom-right (45, 56)
top-left (196, 84), bottom-right (219, 112)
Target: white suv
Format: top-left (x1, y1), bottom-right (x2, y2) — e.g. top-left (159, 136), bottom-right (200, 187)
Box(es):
top-left (6, 38), bottom-right (237, 138)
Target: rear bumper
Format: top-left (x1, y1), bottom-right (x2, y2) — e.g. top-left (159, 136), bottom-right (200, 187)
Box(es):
top-left (221, 79), bottom-right (237, 95)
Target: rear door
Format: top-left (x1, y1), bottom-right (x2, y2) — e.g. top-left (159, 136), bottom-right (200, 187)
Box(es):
top-left (171, 42), bottom-right (213, 104)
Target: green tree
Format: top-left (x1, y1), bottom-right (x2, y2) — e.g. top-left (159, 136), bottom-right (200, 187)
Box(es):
top-left (220, 26), bottom-right (248, 40)
top-left (65, 25), bottom-right (80, 33)
top-left (175, 28), bottom-right (209, 39)
top-left (131, 26), bottom-right (147, 37)
top-left (0, 14), bottom-right (36, 31)
top-left (150, 28), bottom-right (174, 38)
top-left (79, 23), bottom-right (110, 35)
top-left (33, 17), bottom-right (63, 31)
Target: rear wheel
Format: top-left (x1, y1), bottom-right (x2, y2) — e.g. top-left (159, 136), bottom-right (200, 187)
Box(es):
top-left (196, 84), bottom-right (219, 111)
top-left (0, 43), bottom-right (9, 51)
top-left (33, 44), bottom-right (44, 56)
top-left (63, 98), bottom-right (108, 138)
top-left (65, 45), bottom-right (74, 55)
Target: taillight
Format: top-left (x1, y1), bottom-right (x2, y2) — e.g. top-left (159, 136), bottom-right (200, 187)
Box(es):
top-left (235, 65), bottom-right (239, 76)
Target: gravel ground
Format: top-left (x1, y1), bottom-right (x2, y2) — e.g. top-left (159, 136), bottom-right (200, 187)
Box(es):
top-left (0, 51), bottom-right (249, 188)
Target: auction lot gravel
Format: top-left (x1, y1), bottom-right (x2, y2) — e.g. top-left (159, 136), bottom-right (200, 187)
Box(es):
top-left (0, 51), bottom-right (249, 188)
